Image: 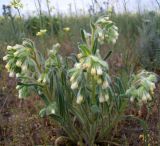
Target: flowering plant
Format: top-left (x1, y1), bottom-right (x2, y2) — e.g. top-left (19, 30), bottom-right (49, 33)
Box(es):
top-left (3, 16), bottom-right (157, 145)
top-left (10, 0), bottom-right (23, 9)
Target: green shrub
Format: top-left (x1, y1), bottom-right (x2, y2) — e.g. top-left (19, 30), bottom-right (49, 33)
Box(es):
top-left (25, 16), bottom-right (61, 36)
top-left (138, 12), bottom-right (160, 71)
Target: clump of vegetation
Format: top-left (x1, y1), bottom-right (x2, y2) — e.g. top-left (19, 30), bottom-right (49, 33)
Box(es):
top-left (138, 12), bottom-right (160, 71)
top-left (3, 16), bottom-right (158, 145)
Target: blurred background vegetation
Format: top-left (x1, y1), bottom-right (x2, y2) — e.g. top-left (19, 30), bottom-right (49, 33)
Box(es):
top-left (1, 4), bottom-right (160, 72)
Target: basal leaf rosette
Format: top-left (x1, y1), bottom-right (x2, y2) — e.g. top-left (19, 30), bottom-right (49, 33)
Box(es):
top-left (126, 70), bottom-right (157, 104)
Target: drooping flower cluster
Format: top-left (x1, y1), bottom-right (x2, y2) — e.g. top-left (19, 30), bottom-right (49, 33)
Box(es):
top-left (3, 40), bottom-right (39, 98)
top-left (68, 16), bottom-right (119, 104)
top-left (126, 70), bottom-right (157, 103)
top-left (3, 42), bottom-right (34, 77)
top-left (37, 43), bottom-right (61, 84)
top-left (95, 16), bottom-right (119, 44)
top-left (3, 39), bottom-right (63, 99)
top-left (10, 0), bottom-right (23, 9)
top-left (69, 50), bottom-right (111, 104)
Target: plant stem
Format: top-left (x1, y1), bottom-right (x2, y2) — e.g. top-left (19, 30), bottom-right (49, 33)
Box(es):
top-left (37, 0), bottom-right (43, 28)
top-left (91, 25), bottom-right (95, 50)
top-left (46, 0), bottom-right (54, 35)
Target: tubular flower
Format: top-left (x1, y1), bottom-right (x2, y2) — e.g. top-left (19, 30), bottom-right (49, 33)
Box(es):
top-left (9, 72), bottom-right (14, 78)
top-left (3, 55), bottom-right (8, 61)
top-left (91, 68), bottom-right (97, 75)
top-left (99, 94), bottom-right (109, 103)
top-left (36, 29), bottom-right (47, 36)
top-left (16, 60), bottom-right (22, 67)
top-left (102, 80), bottom-right (109, 89)
top-left (71, 81), bottom-right (78, 90)
top-left (97, 67), bottom-right (103, 75)
top-left (76, 95), bottom-right (84, 104)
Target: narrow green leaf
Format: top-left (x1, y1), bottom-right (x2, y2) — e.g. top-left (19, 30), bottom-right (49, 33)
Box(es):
top-left (79, 44), bottom-right (91, 55)
top-left (90, 21), bottom-right (96, 30)
top-left (92, 37), bottom-right (98, 54)
top-left (91, 55), bottom-right (108, 67)
top-left (103, 51), bottom-right (112, 60)
top-left (80, 29), bottom-right (87, 44)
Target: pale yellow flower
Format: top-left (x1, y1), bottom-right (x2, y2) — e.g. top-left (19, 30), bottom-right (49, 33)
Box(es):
top-left (102, 81), bottom-right (109, 89)
top-left (63, 27), bottom-right (70, 32)
top-left (76, 95), bottom-right (83, 104)
top-left (91, 68), bottom-right (96, 75)
top-left (16, 60), bottom-right (22, 67)
top-left (71, 81), bottom-right (78, 90)
top-left (97, 67), bottom-right (103, 75)
top-left (36, 29), bottom-right (47, 36)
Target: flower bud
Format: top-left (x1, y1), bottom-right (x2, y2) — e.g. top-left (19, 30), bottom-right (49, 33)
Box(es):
top-left (49, 50), bottom-right (54, 54)
top-left (70, 75), bottom-right (75, 82)
top-left (142, 94), bottom-right (147, 102)
top-left (36, 29), bottom-right (47, 36)
top-left (16, 73), bottom-right (21, 78)
top-left (75, 63), bottom-right (81, 69)
top-left (112, 39), bottom-right (116, 44)
top-left (22, 64), bottom-right (27, 71)
top-left (79, 58), bottom-right (84, 63)
top-left (99, 95), bottom-right (105, 103)
top-left (54, 43), bottom-right (61, 48)
top-left (7, 46), bottom-right (12, 50)
top-left (3, 55), bottom-right (8, 61)
top-left (114, 31), bottom-right (119, 38)
top-left (18, 89), bottom-right (23, 99)
top-left (100, 18), bottom-right (107, 23)
top-left (146, 93), bottom-right (152, 101)
top-left (97, 67), bottom-right (103, 75)
top-left (86, 63), bottom-right (91, 68)
top-left (14, 51), bottom-right (19, 56)
top-left (104, 94), bottom-right (109, 101)
top-left (5, 63), bottom-right (10, 70)
top-left (9, 72), bottom-right (14, 77)
top-left (71, 81), bottom-right (78, 90)
top-left (99, 32), bottom-right (103, 37)
top-left (16, 85), bottom-right (21, 90)
top-left (76, 95), bottom-right (83, 104)
top-left (150, 83), bottom-right (156, 92)
top-left (51, 109), bottom-right (55, 114)
top-left (38, 90), bottom-right (42, 95)
top-left (43, 78), bottom-right (47, 83)
top-left (16, 60), bottom-right (22, 67)
top-left (102, 80), bottom-right (109, 89)
top-left (37, 77), bottom-right (42, 83)
top-left (83, 63), bottom-right (91, 69)
top-left (130, 96), bottom-right (134, 103)
top-left (77, 53), bottom-right (83, 59)
top-left (113, 26), bottom-right (118, 31)
top-left (91, 68), bottom-right (96, 75)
